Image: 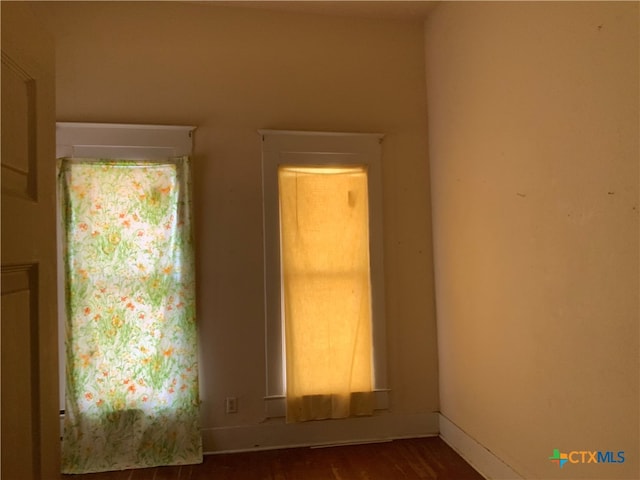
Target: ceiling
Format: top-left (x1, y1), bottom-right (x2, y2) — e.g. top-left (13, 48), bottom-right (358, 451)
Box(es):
top-left (201, 1), bottom-right (439, 21)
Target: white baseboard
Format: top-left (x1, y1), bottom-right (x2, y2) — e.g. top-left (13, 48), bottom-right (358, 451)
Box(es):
top-left (438, 413), bottom-right (522, 480)
top-left (202, 411), bottom-right (439, 454)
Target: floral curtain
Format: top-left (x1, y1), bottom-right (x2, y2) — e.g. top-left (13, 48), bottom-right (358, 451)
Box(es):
top-left (58, 157), bottom-right (202, 473)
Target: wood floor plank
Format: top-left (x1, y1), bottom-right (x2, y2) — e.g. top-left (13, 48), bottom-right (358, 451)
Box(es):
top-left (152, 465), bottom-right (184, 480)
top-left (62, 469), bottom-right (131, 480)
top-left (61, 437), bottom-right (483, 479)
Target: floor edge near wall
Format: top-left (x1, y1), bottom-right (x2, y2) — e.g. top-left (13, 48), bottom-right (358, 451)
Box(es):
top-left (438, 413), bottom-right (523, 480)
top-left (202, 411), bottom-right (439, 455)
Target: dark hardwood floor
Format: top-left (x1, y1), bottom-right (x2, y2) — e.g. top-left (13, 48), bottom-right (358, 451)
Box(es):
top-left (60, 437), bottom-right (484, 479)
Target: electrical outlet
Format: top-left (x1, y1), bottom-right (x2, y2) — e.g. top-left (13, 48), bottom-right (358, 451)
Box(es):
top-left (225, 396), bottom-right (238, 414)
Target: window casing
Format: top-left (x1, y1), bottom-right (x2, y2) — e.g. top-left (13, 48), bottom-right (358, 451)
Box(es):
top-left (261, 130), bottom-right (389, 417)
top-left (56, 122), bottom-right (196, 412)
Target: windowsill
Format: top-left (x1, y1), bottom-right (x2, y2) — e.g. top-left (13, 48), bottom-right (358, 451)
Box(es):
top-left (264, 389), bottom-right (390, 418)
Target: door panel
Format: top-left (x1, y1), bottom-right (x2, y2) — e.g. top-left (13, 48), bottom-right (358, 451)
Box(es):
top-left (1, 3), bottom-right (59, 479)
top-left (1, 266), bottom-right (39, 479)
top-left (1, 52), bottom-right (36, 200)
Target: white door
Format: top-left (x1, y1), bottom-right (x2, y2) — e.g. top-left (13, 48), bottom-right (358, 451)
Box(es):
top-left (1, 3), bottom-right (59, 479)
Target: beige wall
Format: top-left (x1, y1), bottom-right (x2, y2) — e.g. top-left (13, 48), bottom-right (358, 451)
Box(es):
top-left (425, 2), bottom-right (638, 478)
top-left (35, 1), bottom-right (439, 450)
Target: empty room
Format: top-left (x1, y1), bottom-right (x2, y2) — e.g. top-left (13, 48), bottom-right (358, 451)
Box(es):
top-left (1, 1), bottom-right (637, 479)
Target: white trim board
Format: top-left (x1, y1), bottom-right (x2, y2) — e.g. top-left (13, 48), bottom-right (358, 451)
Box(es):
top-left (56, 122), bottom-right (195, 159)
top-left (202, 411), bottom-right (439, 454)
top-left (438, 414), bottom-right (523, 480)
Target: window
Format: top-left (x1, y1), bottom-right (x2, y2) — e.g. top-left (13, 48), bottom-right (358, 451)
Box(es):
top-left (261, 130), bottom-right (388, 421)
top-left (56, 123), bottom-right (201, 472)
top-left (56, 122), bottom-right (196, 412)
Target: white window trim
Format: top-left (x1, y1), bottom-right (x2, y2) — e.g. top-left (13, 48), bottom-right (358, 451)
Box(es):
top-left (260, 129), bottom-right (389, 418)
top-left (56, 122), bottom-right (195, 160)
top-left (56, 122), bottom-right (196, 414)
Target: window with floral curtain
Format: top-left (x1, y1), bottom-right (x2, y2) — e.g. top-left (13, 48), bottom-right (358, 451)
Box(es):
top-left (58, 157), bottom-right (201, 473)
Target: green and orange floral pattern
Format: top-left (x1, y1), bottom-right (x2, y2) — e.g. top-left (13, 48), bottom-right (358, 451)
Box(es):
top-left (59, 157), bottom-right (201, 473)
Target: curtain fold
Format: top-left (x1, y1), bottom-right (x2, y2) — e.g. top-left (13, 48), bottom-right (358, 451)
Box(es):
top-left (59, 157), bottom-right (201, 473)
top-left (279, 165), bottom-right (374, 423)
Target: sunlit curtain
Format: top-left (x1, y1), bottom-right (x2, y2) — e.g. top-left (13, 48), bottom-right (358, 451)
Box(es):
top-left (279, 165), bottom-right (374, 422)
top-left (59, 157), bottom-right (201, 473)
